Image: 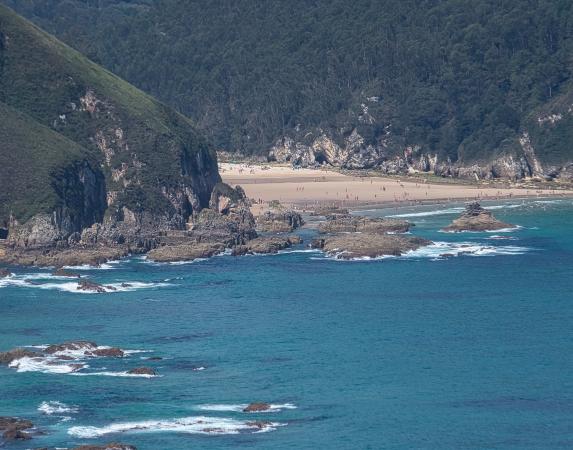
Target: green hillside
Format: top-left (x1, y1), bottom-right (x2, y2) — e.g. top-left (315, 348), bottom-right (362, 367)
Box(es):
top-left (5, 0), bottom-right (573, 170)
top-left (0, 4), bottom-right (220, 229)
top-left (0, 101), bottom-right (104, 226)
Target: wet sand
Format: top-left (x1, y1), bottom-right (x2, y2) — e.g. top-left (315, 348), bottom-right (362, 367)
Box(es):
top-left (220, 163), bottom-right (573, 212)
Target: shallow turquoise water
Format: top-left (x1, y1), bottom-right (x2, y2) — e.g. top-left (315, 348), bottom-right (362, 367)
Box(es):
top-left (1, 198), bottom-right (572, 449)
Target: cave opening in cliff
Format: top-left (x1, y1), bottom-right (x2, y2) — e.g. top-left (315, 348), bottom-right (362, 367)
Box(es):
top-left (0, 228), bottom-right (8, 239)
top-left (315, 153), bottom-right (328, 165)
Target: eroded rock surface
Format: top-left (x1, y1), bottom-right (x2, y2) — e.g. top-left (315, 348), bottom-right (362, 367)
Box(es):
top-left (256, 209), bottom-right (304, 232)
top-left (317, 233), bottom-right (431, 259)
top-left (442, 202), bottom-right (514, 232)
top-left (318, 215), bottom-right (410, 234)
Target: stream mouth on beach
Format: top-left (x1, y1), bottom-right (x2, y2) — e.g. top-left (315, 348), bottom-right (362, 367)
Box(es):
top-left (1, 198), bottom-right (573, 449)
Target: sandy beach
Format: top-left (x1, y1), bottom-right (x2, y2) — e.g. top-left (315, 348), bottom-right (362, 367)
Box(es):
top-left (220, 162), bottom-right (573, 212)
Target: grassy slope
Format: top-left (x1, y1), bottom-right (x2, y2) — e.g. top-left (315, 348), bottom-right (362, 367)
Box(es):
top-left (0, 4), bottom-right (220, 223)
top-left (0, 101), bottom-right (89, 224)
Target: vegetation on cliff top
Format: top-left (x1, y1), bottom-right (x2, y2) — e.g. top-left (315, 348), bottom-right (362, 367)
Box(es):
top-left (5, 0), bottom-right (573, 166)
top-left (0, 4), bottom-right (220, 226)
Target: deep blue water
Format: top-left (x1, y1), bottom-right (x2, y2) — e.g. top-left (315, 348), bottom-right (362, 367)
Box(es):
top-left (1, 198), bottom-right (572, 449)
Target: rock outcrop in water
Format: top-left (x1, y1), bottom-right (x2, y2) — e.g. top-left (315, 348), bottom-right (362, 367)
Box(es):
top-left (0, 417), bottom-right (33, 441)
top-left (243, 403), bottom-right (272, 412)
top-left (442, 202), bottom-right (515, 232)
top-left (318, 215), bottom-right (411, 234)
top-left (256, 209), bottom-right (304, 232)
top-left (232, 235), bottom-right (302, 256)
top-left (312, 233), bottom-right (431, 259)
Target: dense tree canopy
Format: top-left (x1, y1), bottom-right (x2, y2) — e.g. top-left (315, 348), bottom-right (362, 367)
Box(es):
top-left (6, 0), bottom-right (573, 163)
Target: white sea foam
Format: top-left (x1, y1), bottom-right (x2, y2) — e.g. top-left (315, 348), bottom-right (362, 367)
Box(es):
top-left (9, 356), bottom-right (88, 374)
top-left (62, 262), bottom-right (118, 270)
top-left (67, 416), bottom-right (283, 438)
top-left (196, 403), bottom-right (296, 413)
top-left (38, 401), bottom-right (79, 416)
top-left (0, 276), bottom-right (170, 293)
top-left (71, 371), bottom-right (159, 378)
top-left (318, 241), bottom-right (532, 262)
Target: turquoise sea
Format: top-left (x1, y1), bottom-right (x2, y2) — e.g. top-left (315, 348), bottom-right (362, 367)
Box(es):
top-left (1, 198), bottom-right (572, 449)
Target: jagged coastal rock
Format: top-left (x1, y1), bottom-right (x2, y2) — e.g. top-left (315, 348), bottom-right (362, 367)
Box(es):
top-left (318, 215), bottom-right (411, 234)
top-left (312, 233), bottom-right (431, 259)
top-left (256, 209), bottom-right (304, 232)
top-left (442, 202), bottom-right (515, 232)
top-left (243, 403), bottom-right (272, 412)
top-left (232, 235), bottom-right (302, 256)
top-left (127, 367), bottom-right (156, 376)
top-left (0, 417), bottom-right (34, 441)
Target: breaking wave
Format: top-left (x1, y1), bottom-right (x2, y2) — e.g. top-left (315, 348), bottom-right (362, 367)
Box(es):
top-left (68, 416), bottom-right (283, 438)
top-left (195, 403), bottom-right (297, 413)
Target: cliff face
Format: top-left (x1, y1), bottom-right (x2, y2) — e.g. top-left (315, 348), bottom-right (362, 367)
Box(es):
top-left (0, 5), bottom-right (221, 249)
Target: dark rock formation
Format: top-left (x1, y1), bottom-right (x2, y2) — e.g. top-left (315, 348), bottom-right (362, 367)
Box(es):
top-left (0, 348), bottom-right (37, 364)
top-left (77, 280), bottom-right (116, 293)
top-left (442, 202), bottom-right (515, 232)
top-left (256, 209), bottom-right (304, 232)
top-left (148, 242), bottom-right (225, 262)
top-left (52, 268), bottom-right (81, 278)
top-left (232, 235), bottom-right (301, 256)
top-left (318, 215), bottom-right (411, 234)
top-left (0, 268), bottom-right (11, 278)
top-left (309, 206), bottom-right (349, 219)
top-left (0, 417), bottom-right (33, 441)
top-left (44, 341), bottom-right (98, 354)
top-left (91, 347), bottom-right (124, 358)
top-left (243, 402), bottom-right (272, 412)
top-left (127, 367), bottom-right (156, 376)
top-left (321, 234), bottom-right (431, 259)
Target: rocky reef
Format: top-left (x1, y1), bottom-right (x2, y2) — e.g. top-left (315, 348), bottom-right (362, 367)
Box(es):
top-left (311, 234), bottom-right (430, 259)
top-left (256, 209), bottom-right (304, 233)
top-left (0, 416), bottom-right (34, 441)
top-left (442, 202), bottom-right (515, 232)
top-left (232, 235), bottom-right (302, 256)
top-left (318, 215), bottom-right (410, 234)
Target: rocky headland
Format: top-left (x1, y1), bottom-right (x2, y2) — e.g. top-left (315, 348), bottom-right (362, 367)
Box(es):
top-left (442, 202), bottom-right (515, 232)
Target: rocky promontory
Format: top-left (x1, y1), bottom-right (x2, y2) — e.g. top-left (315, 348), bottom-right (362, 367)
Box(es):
top-left (318, 215), bottom-right (411, 234)
top-left (256, 209), bottom-right (304, 232)
top-left (311, 233), bottom-right (431, 259)
top-left (442, 202), bottom-right (515, 232)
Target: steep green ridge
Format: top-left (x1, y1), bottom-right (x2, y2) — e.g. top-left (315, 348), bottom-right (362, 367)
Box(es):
top-left (4, 0), bottom-right (573, 169)
top-left (0, 4), bottom-right (220, 230)
top-left (0, 101), bottom-right (103, 226)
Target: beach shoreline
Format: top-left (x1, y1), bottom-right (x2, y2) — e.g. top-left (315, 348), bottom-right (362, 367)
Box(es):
top-left (220, 162), bottom-right (573, 214)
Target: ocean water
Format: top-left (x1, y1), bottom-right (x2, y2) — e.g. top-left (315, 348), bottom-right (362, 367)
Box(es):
top-left (1, 198), bottom-right (573, 449)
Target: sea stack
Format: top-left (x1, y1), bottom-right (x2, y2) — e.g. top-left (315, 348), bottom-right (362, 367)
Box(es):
top-left (442, 202), bottom-right (515, 232)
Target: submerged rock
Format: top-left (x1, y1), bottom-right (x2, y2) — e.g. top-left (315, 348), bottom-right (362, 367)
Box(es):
top-left (127, 367), bottom-right (156, 376)
top-left (76, 280), bottom-right (116, 293)
top-left (45, 341), bottom-right (98, 354)
top-left (72, 444), bottom-right (137, 450)
top-left (256, 209), bottom-right (304, 232)
top-left (0, 348), bottom-right (38, 364)
top-left (90, 347), bottom-right (124, 358)
top-left (321, 233), bottom-right (431, 259)
top-left (52, 268), bottom-right (80, 278)
top-left (318, 216), bottom-right (410, 234)
top-left (0, 417), bottom-right (33, 441)
top-left (442, 202), bottom-right (514, 232)
top-left (0, 268), bottom-right (12, 278)
top-left (243, 402), bottom-right (272, 412)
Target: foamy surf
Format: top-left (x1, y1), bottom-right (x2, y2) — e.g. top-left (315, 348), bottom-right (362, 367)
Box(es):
top-left (67, 416), bottom-right (284, 438)
top-left (315, 241), bottom-right (532, 262)
top-left (196, 403), bottom-right (297, 413)
top-left (38, 401), bottom-right (79, 416)
top-left (0, 275), bottom-right (171, 293)
top-left (7, 342), bottom-right (156, 377)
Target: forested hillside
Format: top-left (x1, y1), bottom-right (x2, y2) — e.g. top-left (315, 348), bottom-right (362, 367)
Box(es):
top-left (4, 0), bottom-right (573, 178)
